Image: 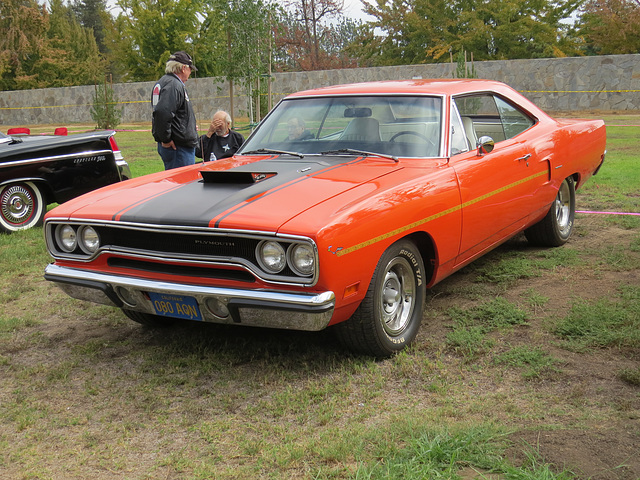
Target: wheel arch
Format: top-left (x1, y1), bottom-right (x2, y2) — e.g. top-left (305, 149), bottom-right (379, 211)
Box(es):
top-left (403, 231), bottom-right (437, 285)
top-left (569, 172), bottom-right (581, 189)
top-left (0, 177), bottom-right (54, 205)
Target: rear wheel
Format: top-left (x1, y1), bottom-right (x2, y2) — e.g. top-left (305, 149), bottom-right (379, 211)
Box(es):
top-left (335, 239), bottom-right (425, 358)
top-left (0, 181), bottom-right (46, 233)
top-left (122, 309), bottom-right (177, 327)
top-left (525, 176), bottom-right (575, 247)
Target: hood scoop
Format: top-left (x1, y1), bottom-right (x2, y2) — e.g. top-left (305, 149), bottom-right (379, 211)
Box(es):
top-left (200, 170), bottom-right (277, 184)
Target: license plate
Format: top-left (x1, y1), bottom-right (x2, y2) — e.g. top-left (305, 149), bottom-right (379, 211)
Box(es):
top-left (148, 292), bottom-right (203, 321)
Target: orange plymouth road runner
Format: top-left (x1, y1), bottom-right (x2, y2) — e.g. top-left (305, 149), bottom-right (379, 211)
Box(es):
top-left (44, 80), bottom-right (606, 357)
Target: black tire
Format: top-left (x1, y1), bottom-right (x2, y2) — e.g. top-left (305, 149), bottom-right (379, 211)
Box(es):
top-left (525, 176), bottom-right (576, 247)
top-left (0, 181), bottom-right (46, 233)
top-left (335, 239), bottom-right (425, 358)
top-left (122, 309), bottom-right (177, 327)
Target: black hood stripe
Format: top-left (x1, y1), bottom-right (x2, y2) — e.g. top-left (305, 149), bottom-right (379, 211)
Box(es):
top-left (112, 183), bottom-right (184, 222)
top-left (116, 155), bottom-right (367, 227)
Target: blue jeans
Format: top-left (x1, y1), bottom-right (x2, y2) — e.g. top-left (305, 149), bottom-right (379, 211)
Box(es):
top-left (157, 143), bottom-right (196, 170)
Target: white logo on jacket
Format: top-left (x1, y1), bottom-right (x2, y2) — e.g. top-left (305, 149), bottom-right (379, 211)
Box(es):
top-left (152, 84), bottom-right (161, 108)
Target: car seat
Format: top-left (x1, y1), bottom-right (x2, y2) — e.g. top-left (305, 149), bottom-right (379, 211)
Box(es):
top-left (341, 117), bottom-right (381, 142)
top-left (460, 116), bottom-right (477, 149)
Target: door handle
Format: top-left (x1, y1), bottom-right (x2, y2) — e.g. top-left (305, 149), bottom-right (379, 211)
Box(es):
top-left (515, 154), bottom-right (531, 162)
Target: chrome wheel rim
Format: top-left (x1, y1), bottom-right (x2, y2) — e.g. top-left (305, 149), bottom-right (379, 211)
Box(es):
top-left (1, 185), bottom-right (35, 226)
top-left (555, 180), bottom-right (571, 235)
top-left (379, 257), bottom-right (415, 335)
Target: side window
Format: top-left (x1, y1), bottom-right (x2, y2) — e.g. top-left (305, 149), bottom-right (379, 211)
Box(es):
top-left (450, 102), bottom-right (468, 155)
top-left (455, 94), bottom-right (504, 142)
top-left (454, 93), bottom-right (535, 143)
top-left (494, 96), bottom-right (535, 139)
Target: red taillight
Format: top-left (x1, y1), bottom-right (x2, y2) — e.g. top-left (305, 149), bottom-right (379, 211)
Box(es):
top-left (109, 135), bottom-right (120, 152)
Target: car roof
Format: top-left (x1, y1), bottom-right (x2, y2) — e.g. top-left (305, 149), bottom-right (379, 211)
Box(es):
top-left (285, 79), bottom-right (517, 98)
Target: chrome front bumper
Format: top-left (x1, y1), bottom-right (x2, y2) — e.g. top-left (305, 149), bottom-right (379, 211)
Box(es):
top-left (44, 264), bottom-right (335, 331)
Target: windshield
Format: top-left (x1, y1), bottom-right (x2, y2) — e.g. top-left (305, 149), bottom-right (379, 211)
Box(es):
top-left (239, 95), bottom-right (443, 158)
top-left (0, 132), bottom-right (10, 145)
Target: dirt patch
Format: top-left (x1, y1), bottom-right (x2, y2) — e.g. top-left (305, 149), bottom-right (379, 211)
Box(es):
top-left (508, 427), bottom-right (640, 480)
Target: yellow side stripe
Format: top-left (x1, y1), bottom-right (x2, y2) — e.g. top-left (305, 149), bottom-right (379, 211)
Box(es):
top-left (335, 170), bottom-right (547, 257)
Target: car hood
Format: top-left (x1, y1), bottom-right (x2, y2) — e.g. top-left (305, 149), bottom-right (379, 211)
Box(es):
top-left (49, 154), bottom-right (404, 232)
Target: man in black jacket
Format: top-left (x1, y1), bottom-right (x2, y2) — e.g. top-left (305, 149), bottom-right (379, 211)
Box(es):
top-left (196, 110), bottom-right (244, 162)
top-left (151, 51), bottom-right (198, 170)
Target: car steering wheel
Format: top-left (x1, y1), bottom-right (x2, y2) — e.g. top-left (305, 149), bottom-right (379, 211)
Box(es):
top-left (388, 131), bottom-right (436, 154)
top-left (389, 131), bottom-right (430, 143)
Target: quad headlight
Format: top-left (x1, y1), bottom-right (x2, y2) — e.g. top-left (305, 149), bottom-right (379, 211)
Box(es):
top-left (55, 224), bottom-right (78, 253)
top-left (256, 240), bottom-right (316, 278)
top-left (79, 226), bottom-right (100, 254)
top-left (257, 241), bottom-right (287, 273)
top-left (53, 224), bottom-right (101, 256)
top-left (288, 243), bottom-right (315, 276)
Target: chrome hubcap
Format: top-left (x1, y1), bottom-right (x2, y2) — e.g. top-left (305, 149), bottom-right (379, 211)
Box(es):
top-left (1, 185), bottom-right (34, 225)
top-left (379, 257), bottom-right (415, 335)
top-left (555, 180), bottom-right (571, 235)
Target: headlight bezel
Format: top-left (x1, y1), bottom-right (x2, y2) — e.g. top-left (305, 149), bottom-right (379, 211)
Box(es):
top-left (55, 224), bottom-right (78, 253)
top-left (256, 240), bottom-right (287, 274)
top-left (287, 243), bottom-right (315, 277)
top-left (78, 225), bottom-right (101, 254)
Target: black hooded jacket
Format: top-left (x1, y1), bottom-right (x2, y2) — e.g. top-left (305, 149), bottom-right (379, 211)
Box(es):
top-left (151, 73), bottom-right (198, 148)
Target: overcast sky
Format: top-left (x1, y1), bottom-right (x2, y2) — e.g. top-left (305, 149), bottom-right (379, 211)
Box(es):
top-left (341, 0), bottom-right (374, 22)
top-left (102, 0), bottom-right (374, 22)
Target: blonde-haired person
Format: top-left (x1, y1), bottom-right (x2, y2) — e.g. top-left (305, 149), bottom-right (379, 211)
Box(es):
top-left (151, 51), bottom-right (198, 170)
top-left (196, 110), bottom-right (245, 162)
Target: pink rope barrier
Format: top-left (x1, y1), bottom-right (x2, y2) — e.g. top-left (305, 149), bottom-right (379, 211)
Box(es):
top-left (577, 210), bottom-right (640, 216)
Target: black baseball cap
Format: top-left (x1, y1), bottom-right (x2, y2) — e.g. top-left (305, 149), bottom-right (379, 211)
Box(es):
top-left (169, 51), bottom-right (197, 71)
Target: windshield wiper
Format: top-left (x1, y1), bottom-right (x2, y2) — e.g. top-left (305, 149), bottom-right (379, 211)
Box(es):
top-left (320, 148), bottom-right (398, 163)
top-left (241, 148), bottom-right (304, 159)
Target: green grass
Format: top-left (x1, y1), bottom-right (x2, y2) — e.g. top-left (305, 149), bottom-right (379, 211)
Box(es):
top-left (577, 120), bottom-right (640, 228)
top-left (471, 247), bottom-right (583, 286)
top-left (553, 284), bottom-right (640, 351)
top-left (445, 297), bottom-right (529, 361)
top-left (351, 425), bottom-right (577, 480)
top-left (112, 128), bottom-right (160, 177)
top-left (618, 367), bottom-right (640, 386)
top-left (493, 345), bottom-right (560, 380)
top-left (447, 297), bottom-right (529, 331)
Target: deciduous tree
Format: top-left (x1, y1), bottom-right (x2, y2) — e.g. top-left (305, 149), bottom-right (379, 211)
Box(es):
top-left (111, 0), bottom-right (203, 81)
top-left (0, 0), bottom-right (49, 90)
top-left (578, 0), bottom-right (640, 54)
top-left (357, 0), bottom-right (582, 65)
top-left (275, 0), bottom-right (351, 70)
top-left (0, 0), bottom-right (103, 90)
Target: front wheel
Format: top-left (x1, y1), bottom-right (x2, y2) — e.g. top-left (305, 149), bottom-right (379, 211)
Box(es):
top-left (335, 239), bottom-right (425, 358)
top-left (0, 181), bottom-right (46, 233)
top-left (525, 176), bottom-right (575, 247)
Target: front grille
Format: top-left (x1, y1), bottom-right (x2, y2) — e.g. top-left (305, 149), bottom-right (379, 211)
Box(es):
top-left (108, 257), bottom-right (256, 282)
top-left (97, 227), bottom-right (260, 262)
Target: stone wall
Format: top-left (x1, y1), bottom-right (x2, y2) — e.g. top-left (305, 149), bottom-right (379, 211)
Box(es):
top-left (1, 54), bottom-right (638, 128)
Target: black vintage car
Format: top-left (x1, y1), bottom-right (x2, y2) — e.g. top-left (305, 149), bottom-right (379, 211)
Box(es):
top-left (0, 129), bottom-right (131, 232)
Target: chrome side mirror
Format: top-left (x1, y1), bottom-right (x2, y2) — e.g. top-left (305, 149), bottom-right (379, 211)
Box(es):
top-left (477, 136), bottom-right (494, 155)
